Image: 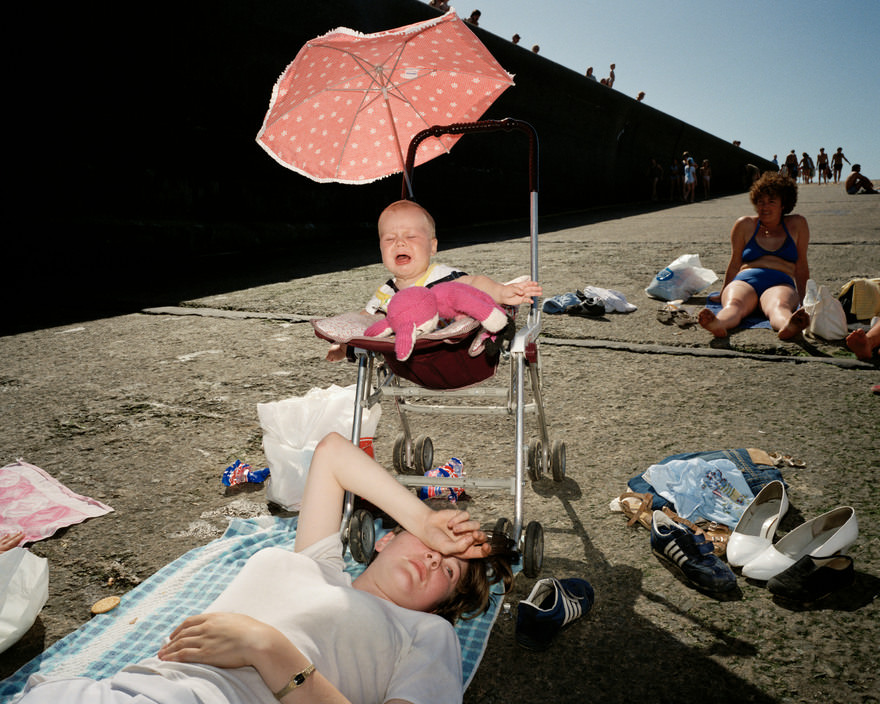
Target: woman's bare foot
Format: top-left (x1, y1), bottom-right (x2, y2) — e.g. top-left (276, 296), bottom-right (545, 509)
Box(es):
top-left (777, 308), bottom-right (810, 340)
top-left (698, 308), bottom-right (728, 338)
top-left (846, 328), bottom-right (873, 361)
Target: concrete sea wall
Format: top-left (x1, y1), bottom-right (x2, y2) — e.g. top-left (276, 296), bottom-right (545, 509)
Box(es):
top-left (8, 0), bottom-right (773, 324)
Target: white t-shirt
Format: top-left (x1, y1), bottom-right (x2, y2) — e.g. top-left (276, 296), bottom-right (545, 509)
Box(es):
top-left (22, 534), bottom-right (463, 704)
top-left (365, 263), bottom-right (467, 314)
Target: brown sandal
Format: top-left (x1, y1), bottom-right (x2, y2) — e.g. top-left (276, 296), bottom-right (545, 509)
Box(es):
top-left (618, 492), bottom-right (654, 530)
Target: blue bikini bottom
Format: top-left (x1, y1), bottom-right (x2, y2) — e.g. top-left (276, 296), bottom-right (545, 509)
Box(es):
top-left (733, 268), bottom-right (796, 298)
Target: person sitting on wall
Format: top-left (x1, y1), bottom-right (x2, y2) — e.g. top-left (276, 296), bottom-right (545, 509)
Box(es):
top-left (844, 164), bottom-right (879, 194)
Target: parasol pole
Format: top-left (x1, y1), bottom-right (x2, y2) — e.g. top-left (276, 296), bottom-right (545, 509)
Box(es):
top-left (377, 67), bottom-right (414, 198)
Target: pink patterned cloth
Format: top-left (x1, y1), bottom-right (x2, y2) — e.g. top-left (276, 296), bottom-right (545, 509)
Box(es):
top-left (0, 460), bottom-right (113, 544)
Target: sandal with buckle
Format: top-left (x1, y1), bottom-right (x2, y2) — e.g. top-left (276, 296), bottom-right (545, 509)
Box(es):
top-left (617, 492), bottom-right (655, 530)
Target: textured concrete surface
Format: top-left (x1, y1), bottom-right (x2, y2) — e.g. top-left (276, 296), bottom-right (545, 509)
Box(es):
top-left (2, 182), bottom-right (878, 703)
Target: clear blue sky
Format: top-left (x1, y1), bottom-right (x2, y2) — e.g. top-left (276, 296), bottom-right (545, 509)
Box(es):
top-left (448, 0), bottom-right (880, 173)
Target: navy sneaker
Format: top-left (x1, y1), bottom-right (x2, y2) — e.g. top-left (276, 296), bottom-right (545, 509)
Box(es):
top-left (515, 577), bottom-right (594, 651)
top-left (651, 510), bottom-right (737, 594)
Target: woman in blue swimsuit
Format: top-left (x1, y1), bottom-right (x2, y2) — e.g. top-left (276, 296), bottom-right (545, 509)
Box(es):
top-left (698, 172), bottom-right (811, 339)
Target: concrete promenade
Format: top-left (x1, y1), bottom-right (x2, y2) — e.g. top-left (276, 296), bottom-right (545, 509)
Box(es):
top-left (1, 182), bottom-right (878, 702)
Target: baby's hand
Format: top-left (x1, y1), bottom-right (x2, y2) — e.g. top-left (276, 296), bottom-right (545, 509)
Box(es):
top-left (325, 344), bottom-right (347, 362)
top-left (0, 531), bottom-right (24, 553)
top-left (499, 280), bottom-right (543, 306)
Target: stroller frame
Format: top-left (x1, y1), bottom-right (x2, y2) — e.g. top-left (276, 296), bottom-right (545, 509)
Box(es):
top-left (339, 119), bottom-right (564, 578)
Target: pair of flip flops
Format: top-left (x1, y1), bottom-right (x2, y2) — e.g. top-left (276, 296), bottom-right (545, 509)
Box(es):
top-left (543, 291), bottom-right (605, 317)
top-left (767, 452), bottom-right (807, 468)
top-left (656, 308), bottom-right (697, 327)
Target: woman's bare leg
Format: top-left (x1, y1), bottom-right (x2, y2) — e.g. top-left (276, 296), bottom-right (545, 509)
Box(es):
top-left (777, 309), bottom-right (810, 340)
top-left (761, 286), bottom-right (809, 340)
top-left (698, 281), bottom-right (758, 337)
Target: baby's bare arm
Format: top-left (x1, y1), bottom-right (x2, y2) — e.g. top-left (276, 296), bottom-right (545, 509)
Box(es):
top-left (459, 274), bottom-right (543, 306)
top-left (325, 308), bottom-right (373, 362)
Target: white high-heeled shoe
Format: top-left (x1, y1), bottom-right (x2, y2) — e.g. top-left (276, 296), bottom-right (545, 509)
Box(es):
top-left (741, 506), bottom-right (858, 581)
top-left (726, 480), bottom-right (789, 567)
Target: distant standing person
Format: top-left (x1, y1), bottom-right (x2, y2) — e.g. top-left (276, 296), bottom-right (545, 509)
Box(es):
top-left (744, 164), bottom-right (761, 185)
top-left (683, 157), bottom-right (697, 203)
top-left (816, 148), bottom-right (830, 184)
top-left (831, 147), bottom-right (850, 183)
top-left (607, 63), bottom-right (616, 87)
top-left (668, 158), bottom-right (682, 201)
top-left (784, 150), bottom-right (798, 179)
top-left (650, 157), bottom-right (663, 201)
top-left (799, 152), bottom-right (814, 184)
top-left (844, 164), bottom-right (880, 194)
top-left (701, 159), bottom-right (712, 199)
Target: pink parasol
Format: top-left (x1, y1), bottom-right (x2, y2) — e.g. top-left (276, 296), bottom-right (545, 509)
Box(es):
top-left (255, 10), bottom-right (514, 191)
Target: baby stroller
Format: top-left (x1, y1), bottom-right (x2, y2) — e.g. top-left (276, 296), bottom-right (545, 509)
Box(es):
top-left (312, 119), bottom-right (564, 578)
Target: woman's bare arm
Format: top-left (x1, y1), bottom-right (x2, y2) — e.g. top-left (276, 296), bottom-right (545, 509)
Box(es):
top-left (789, 214), bottom-right (811, 301)
top-left (720, 216), bottom-right (751, 291)
top-left (295, 432), bottom-right (487, 559)
top-left (159, 613), bottom-right (353, 703)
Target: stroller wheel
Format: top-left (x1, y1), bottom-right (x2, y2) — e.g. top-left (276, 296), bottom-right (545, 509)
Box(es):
top-left (550, 440), bottom-right (566, 482)
top-left (493, 516), bottom-right (512, 539)
top-left (413, 435), bottom-right (434, 474)
top-left (392, 433), bottom-right (414, 475)
top-left (348, 508), bottom-right (375, 564)
top-left (522, 520), bottom-right (544, 578)
top-left (527, 438), bottom-right (544, 481)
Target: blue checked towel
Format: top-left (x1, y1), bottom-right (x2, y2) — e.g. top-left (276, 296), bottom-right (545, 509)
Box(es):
top-left (1, 516), bottom-right (505, 698)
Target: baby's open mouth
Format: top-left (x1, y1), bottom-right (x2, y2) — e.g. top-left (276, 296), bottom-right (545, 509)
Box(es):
top-left (395, 254), bottom-right (411, 264)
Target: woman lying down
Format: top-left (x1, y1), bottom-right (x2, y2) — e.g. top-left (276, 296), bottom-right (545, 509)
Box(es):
top-left (17, 432), bottom-right (513, 704)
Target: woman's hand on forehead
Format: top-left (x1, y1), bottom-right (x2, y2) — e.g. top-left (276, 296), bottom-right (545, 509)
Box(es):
top-left (418, 509), bottom-right (490, 560)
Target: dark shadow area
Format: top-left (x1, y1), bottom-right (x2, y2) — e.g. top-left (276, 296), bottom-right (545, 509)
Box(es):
top-left (3, 196), bottom-right (695, 337)
top-left (468, 482), bottom-right (779, 704)
top-left (8, 0), bottom-right (773, 338)
top-left (771, 570), bottom-right (880, 613)
top-left (0, 618), bottom-right (46, 681)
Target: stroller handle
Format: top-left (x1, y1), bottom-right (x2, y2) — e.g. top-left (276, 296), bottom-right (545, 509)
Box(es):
top-left (401, 118), bottom-right (539, 199)
top-left (402, 118), bottom-right (541, 302)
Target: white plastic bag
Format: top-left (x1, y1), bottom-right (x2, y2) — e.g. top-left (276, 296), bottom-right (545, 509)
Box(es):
top-left (258, 385), bottom-right (382, 510)
top-left (645, 254), bottom-right (718, 302)
top-left (803, 279), bottom-right (848, 340)
top-left (0, 547), bottom-right (49, 654)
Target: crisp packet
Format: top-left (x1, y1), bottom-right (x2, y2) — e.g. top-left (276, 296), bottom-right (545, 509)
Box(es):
top-left (418, 458), bottom-right (465, 502)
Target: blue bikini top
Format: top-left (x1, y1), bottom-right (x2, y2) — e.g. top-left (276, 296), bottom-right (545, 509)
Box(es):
top-left (742, 219), bottom-right (798, 263)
